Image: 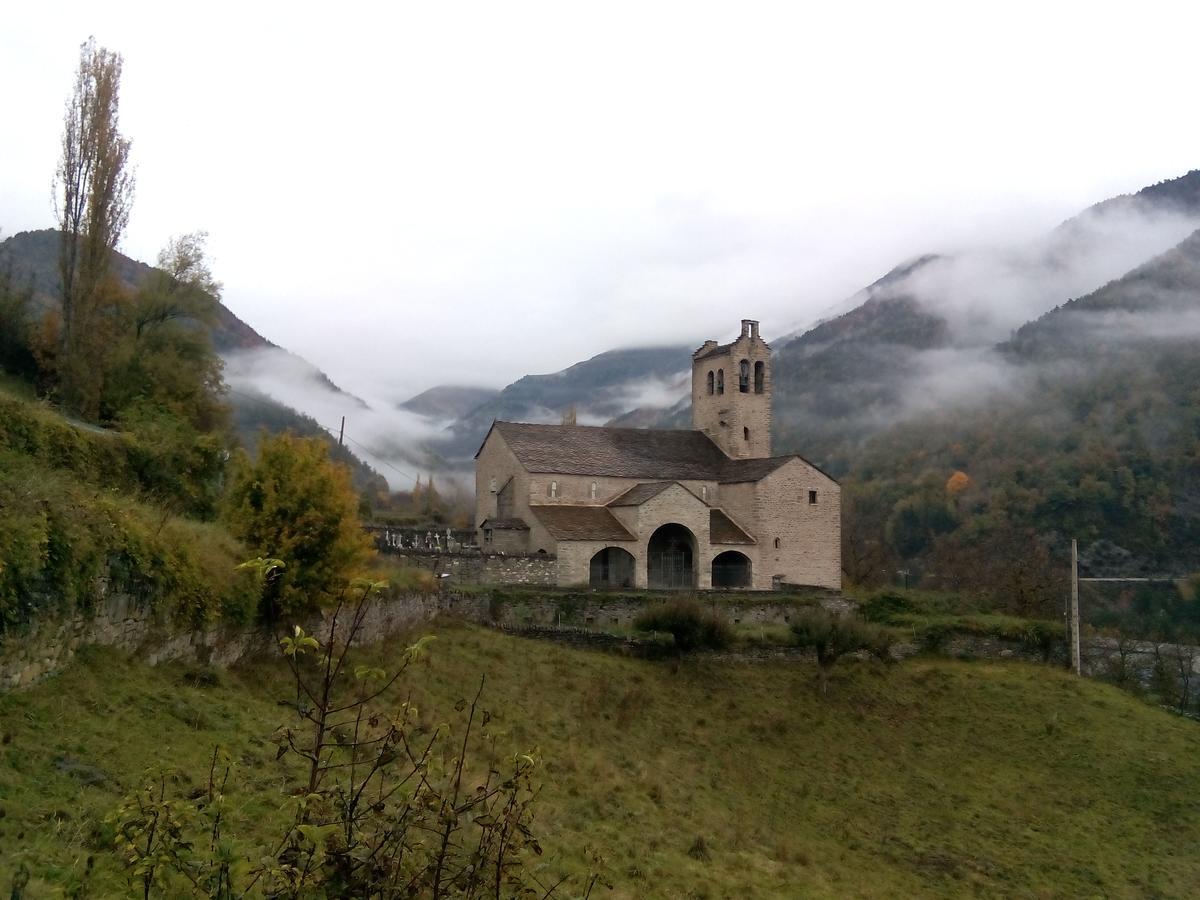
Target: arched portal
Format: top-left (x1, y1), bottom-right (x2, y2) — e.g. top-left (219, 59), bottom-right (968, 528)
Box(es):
top-left (711, 551), bottom-right (752, 588)
top-left (589, 547), bottom-right (635, 589)
top-left (647, 523), bottom-right (696, 589)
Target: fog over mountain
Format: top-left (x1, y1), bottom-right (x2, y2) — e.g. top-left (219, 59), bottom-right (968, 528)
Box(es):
top-left (213, 170), bottom-right (1200, 483)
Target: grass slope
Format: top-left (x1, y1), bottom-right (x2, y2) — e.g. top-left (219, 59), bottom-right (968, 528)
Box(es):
top-left (2, 624), bottom-right (1198, 898)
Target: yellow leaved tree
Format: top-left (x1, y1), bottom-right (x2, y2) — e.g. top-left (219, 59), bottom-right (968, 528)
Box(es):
top-left (223, 432), bottom-right (375, 618)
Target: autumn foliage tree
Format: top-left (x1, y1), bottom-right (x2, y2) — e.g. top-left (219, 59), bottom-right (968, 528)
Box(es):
top-left (223, 433), bottom-right (375, 618)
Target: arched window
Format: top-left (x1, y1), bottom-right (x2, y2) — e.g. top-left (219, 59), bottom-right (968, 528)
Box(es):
top-left (590, 481), bottom-right (597, 500)
top-left (754, 360), bottom-right (765, 394)
top-left (706, 370), bottom-right (714, 395)
top-left (743, 427), bottom-right (750, 441)
top-left (716, 369), bottom-right (724, 394)
top-left (774, 537), bottom-right (781, 549)
top-left (739, 359), bottom-right (750, 392)
top-left (550, 481), bottom-right (558, 498)
top-left (701, 485), bottom-right (708, 501)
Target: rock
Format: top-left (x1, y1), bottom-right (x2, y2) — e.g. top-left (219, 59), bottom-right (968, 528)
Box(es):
top-left (54, 756), bottom-right (111, 787)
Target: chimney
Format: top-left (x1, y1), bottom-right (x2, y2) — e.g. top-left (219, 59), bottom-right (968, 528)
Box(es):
top-left (697, 339), bottom-right (718, 355)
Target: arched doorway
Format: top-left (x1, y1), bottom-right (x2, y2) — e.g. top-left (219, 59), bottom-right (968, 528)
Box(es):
top-left (589, 547), bottom-right (635, 588)
top-left (712, 551), bottom-right (752, 588)
top-left (647, 523), bottom-right (696, 589)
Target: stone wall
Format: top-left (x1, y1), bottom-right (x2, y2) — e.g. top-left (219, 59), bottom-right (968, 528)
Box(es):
top-left (0, 586), bottom-right (845, 690)
top-left (482, 590), bottom-right (851, 630)
top-left (9, 579), bottom-right (1194, 707)
top-left (380, 547), bottom-right (559, 586)
top-left (0, 588), bottom-right (489, 691)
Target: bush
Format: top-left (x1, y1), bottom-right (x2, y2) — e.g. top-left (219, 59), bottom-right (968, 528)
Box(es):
top-left (889, 612), bottom-right (1063, 660)
top-left (634, 599), bottom-right (733, 652)
top-left (790, 608), bottom-right (892, 693)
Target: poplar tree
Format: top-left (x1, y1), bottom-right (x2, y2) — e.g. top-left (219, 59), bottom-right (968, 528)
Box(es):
top-left (55, 37), bottom-right (135, 413)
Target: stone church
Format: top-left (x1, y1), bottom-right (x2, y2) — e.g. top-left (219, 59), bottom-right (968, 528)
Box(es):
top-left (474, 320), bottom-right (841, 590)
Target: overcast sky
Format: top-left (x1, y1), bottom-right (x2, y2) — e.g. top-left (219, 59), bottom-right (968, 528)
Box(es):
top-left (3, 1), bottom-right (1199, 403)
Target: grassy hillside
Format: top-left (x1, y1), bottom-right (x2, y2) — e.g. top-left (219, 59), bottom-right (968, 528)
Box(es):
top-left (2, 624), bottom-right (1198, 898)
top-left (0, 387), bottom-right (257, 628)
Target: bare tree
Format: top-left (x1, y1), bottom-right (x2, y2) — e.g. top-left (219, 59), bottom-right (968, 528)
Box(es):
top-left (55, 36), bottom-right (134, 409)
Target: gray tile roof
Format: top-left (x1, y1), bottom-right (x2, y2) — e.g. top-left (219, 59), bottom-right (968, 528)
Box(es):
top-left (607, 482), bottom-right (675, 506)
top-left (489, 422), bottom-right (729, 480)
top-left (694, 340), bottom-right (736, 362)
top-left (529, 505), bottom-right (636, 542)
top-left (479, 517), bottom-right (529, 531)
top-left (710, 509), bottom-right (755, 544)
top-left (480, 421), bottom-right (834, 485)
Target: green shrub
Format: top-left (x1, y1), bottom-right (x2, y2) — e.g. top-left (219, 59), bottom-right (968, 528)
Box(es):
top-left (887, 612), bottom-right (1064, 660)
top-left (634, 599), bottom-right (733, 652)
top-left (790, 608), bottom-right (892, 692)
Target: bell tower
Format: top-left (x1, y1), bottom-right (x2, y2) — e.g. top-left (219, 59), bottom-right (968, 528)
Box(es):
top-left (691, 319), bottom-right (772, 459)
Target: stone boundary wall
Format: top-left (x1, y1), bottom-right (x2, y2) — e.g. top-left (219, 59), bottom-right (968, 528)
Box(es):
top-left (0, 589), bottom-right (488, 691)
top-left (5, 582), bottom-right (1195, 697)
top-left (381, 548), bottom-right (558, 586)
top-left (482, 591), bottom-right (852, 631)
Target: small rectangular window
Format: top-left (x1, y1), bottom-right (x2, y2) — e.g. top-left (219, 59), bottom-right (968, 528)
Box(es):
top-left (808, 490), bottom-right (817, 504)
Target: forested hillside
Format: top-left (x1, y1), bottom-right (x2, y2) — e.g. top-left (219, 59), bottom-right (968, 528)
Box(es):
top-left (0, 229), bottom-right (387, 492)
top-left (770, 171), bottom-right (1200, 474)
top-left (841, 227), bottom-right (1200, 620)
top-left (434, 344), bottom-right (692, 461)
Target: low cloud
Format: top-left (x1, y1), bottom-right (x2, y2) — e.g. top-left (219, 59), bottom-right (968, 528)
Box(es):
top-left (897, 348), bottom-right (1031, 419)
top-left (223, 347), bottom-right (453, 489)
top-left (888, 204), bottom-right (1200, 343)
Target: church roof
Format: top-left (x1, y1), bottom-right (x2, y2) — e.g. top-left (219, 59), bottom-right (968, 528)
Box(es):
top-left (529, 505), bottom-right (636, 542)
top-left (487, 421), bottom-right (728, 480)
top-left (478, 421), bottom-right (836, 485)
top-left (718, 457), bottom-right (795, 483)
top-left (607, 482), bottom-right (675, 506)
top-left (710, 509), bottom-right (756, 544)
top-left (479, 517), bottom-right (529, 531)
top-left (693, 340), bottom-right (737, 362)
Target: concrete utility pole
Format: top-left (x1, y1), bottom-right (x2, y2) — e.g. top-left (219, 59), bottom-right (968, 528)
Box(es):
top-left (338, 416), bottom-right (345, 448)
top-left (1070, 539), bottom-right (1081, 676)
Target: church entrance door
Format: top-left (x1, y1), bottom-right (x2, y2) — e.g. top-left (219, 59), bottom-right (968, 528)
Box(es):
top-left (589, 547), bottom-right (636, 588)
top-left (647, 523), bottom-right (697, 589)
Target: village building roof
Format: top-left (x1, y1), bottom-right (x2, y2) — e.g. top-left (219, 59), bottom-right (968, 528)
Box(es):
top-left (528, 505), bottom-right (636, 542)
